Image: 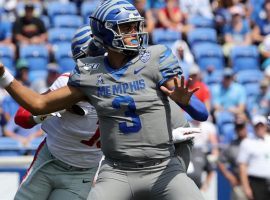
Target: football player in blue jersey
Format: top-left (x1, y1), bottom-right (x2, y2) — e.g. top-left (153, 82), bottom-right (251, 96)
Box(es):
top-left (0, 1), bottom-right (208, 199)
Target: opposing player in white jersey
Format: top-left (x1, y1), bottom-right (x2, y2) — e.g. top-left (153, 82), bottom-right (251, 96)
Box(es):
top-left (13, 26), bottom-right (105, 200)
top-left (0, 1), bottom-right (208, 199)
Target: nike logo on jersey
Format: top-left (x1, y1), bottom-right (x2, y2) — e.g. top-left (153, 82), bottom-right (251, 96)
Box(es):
top-left (82, 179), bottom-right (91, 183)
top-left (134, 66), bottom-right (146, 74)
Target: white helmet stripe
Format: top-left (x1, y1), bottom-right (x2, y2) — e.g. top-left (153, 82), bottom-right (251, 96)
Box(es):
top-left (73, 39), bottom-right (91, 49)
top-left (72, 33), bottom-right (91, 44)
top-left (75, 26), bottom-right (90, 33)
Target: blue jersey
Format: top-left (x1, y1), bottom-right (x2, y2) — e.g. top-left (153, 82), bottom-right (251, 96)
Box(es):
top-left (68, 45), bottom-right (182, 162)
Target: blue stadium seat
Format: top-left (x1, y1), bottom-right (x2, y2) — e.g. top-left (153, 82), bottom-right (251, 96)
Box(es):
top-left (193, 43), bottom-right (224, 70)
top-left (230, 45), bottom-right (259, 72)
top-left (188, 16), bottom-right (215, 28)
top-left (0, 46), bottom-right (14, 72)
top-left (20, 45), bottom-right (49, 71)
top-left (0, 138), bottom-right (22, 150)
top-left (29, 70), bottom-right (48, 83)
top-left (215, 111), bottom-right (235, 143)
top-left (1, 96), bottom-right (19, 117)
top-left (203, 70), bottom-right (223, 86)
top-left (41, 15), bottom-right (50, 29)
top-left (54, 43), bottom-right (76, 73)
top-left (53, 15), bottom-right (83, 29)
top-left (152, 28), bottom-right (181, 48)
top-left (236, 69), bottom-right (263, 85)
top-left (187, 28), bottom-right (217, 46)
top-left (47, 2), bottom-right (77, 19)
top-left (48, 28), bottom-right (76, 45)
top-left (81, 0), bottom-right (100, 23)
top-left (219, 123), bottom-right (236, 144)
top-left (216, 111), bottom-right (235, 128)
top-left (244, 83), bottom-right (260, 97)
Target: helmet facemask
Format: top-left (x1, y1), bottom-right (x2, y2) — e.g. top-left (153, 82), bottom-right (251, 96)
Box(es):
top-left (105, 17), bottom-right (148, 54)
top-left (73, 45), bottom-right (89, 60)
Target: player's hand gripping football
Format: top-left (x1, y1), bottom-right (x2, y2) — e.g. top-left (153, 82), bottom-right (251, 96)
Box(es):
top-left (160, 76), bottom-right (199, 105)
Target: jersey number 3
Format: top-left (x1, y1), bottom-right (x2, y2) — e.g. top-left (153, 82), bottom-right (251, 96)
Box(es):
top-left (112, 96), bottom-right (141, 134)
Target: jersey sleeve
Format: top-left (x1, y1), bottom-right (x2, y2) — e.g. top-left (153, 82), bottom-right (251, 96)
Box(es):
top-left (49, 73), bottom-right (70, 91)
top-left (67, 57), bottom-right (92, 88)
top-left (68, 63), bottom-right (84, 88)
top-left (156, 45), bottom-right (183, 87)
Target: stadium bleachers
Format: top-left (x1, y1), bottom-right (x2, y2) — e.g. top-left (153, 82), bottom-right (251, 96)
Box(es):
top-left (230, 45), bottom-right (260, 72)
top-left (54, 43), bottom-right (76, 73)
top-left (0, 46), bottom-right (14, 72)
top-left (48, 28), bottom-right (77, 45)
top-left (152, 28), bottom-right (182, 48)
top-left (47, 2), bottom-right (77, 19)
top-left (187, 28), bottom-right (217, 46)
top-left (20, 45), bottom-right (49, 71)
top-left (53, 15), bottom-right (83, 29)
top-left (193, 43), bottom-right (225, 70)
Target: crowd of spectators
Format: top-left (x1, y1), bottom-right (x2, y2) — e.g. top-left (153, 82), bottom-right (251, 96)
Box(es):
top-left (0, 0), bottom-right (270, 199)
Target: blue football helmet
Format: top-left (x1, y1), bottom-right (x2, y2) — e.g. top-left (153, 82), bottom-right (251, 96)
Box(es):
top-left (90, 0), bottom-right (148, 54)
top-left (71, 25), bottom-right (106, 60)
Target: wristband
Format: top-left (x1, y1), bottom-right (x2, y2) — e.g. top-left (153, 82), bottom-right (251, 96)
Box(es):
top-left (176, 95), bottom-right (208, 121)
top-left (0, 69), bottom-right (14, 88)
top-left (14, 107), bottom-right (34, 129)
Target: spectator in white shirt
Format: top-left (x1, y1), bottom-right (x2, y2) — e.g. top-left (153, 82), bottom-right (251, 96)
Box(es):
top-left (238, 115), bottom-right (270, 200)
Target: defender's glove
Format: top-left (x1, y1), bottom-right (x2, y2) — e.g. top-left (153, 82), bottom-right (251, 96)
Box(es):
top-left (172, 127), bottom-right (201, 143)
top-left (15, 107), bottom-right (34, 129)
top-left (15, 106), bottom-right (64, 128)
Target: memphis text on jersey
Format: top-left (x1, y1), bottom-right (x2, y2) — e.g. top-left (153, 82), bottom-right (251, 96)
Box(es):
top-left (97, 79), bottom-right (146, 97)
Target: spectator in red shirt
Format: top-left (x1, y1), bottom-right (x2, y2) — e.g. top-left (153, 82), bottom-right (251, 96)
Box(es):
top-left (157, 0), bottom-right (191, 34)
top-left (188, 64), bottom-right (211, 112)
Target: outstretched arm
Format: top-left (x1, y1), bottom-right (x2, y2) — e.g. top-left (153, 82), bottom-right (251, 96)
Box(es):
top-left (161, 76), bottom-right (208, 121)
top-left (0, 64), bottom-right (85, 115)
